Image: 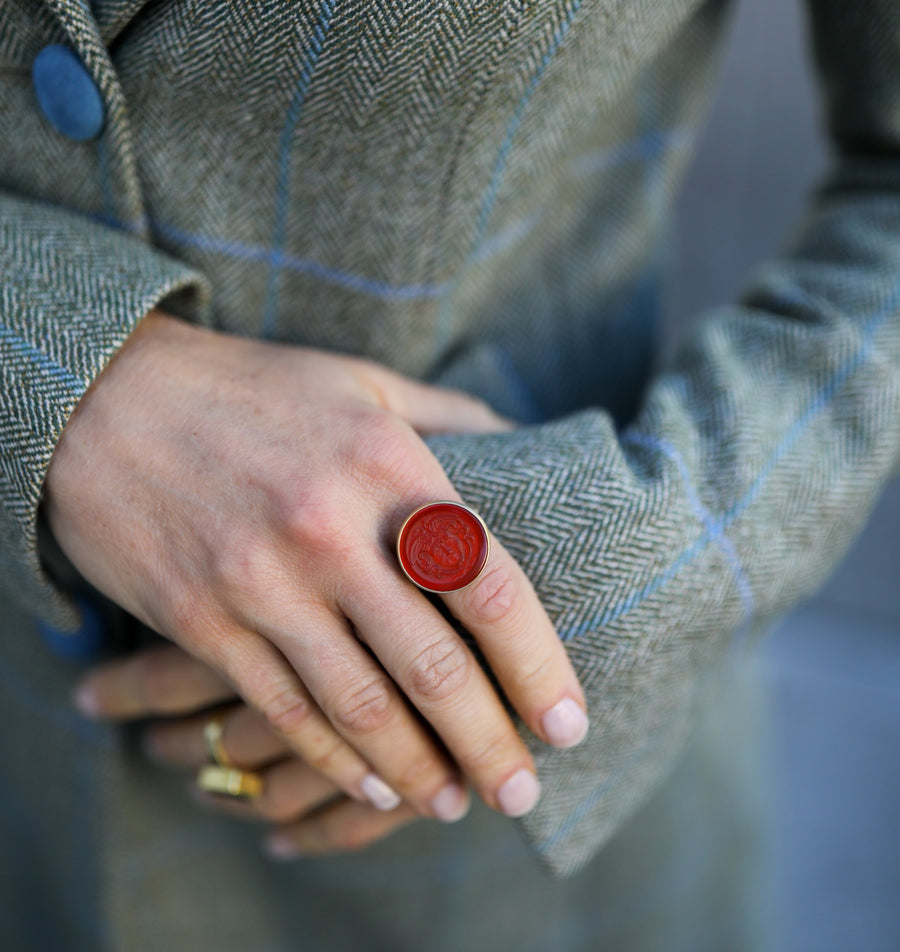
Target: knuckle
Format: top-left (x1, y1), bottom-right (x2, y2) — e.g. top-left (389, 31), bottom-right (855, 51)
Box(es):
top-left (281, 487), bottom-right (351, 557)
top-left (306, 738), bottom-right (346, 776)
top-left (163, 587), bottom-right (202, 639)
top-left (459, 562), bottom-right (523, 627)
top-left (396, 754), bottom-right (445, 793)
top-left (464, 731), bottom-right (515, 774)
top-left (260, 686), bottom-right (314, 737)
top-left (351, 412), bottom-right (417, 486)
top-left (213, 537), bottom-right (276, 604)
top-left (331, 678), bottom-right (394, 737)
top-left (515, 652), bottom-right (555, 691)
top-left (407, 637), bottom-right (472, 704)
top-left (157, 582), bottom-right (221, 646)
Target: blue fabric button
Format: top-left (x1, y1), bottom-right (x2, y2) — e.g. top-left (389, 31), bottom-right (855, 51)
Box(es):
top-left (32, 44), bottom-right (105, 142)
top-left (37, 595), bottom-right (108, 662)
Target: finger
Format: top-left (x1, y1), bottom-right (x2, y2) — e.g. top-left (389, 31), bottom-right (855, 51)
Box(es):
top-left (264, 798), bottom-right (419, 860)
top-left (143, 704), bottom-right (290, 770)
top-left (74, 644), bottom-right (235, 720)
top-left (442, 534), bottom-right (589, 749)
top-left (264, 611), bottom-right (471, 823)
top-left (356, 363), bottom-right (515, 435)
top-left (215, 625), bottom-right (407, 814)
top-left (193, 758), bottom-right (340, 824)
top-left (342, 573), bottom-right (542, 818)
top-left (398, 385), bottom-right (515, 436)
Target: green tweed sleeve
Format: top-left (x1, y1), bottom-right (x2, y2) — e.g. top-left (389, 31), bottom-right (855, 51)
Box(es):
top-left (0, 193), bottom-right (210, 630)
top-left (427, 0), bottom-right (900, 876)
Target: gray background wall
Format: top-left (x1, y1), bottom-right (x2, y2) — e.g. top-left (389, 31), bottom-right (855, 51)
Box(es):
top-left (669, 1), bottom-right (900, 949)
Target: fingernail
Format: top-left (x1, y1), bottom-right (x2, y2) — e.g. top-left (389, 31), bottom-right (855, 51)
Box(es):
top-left (497, 768), bottom-right (541, 818)
top-left (360, 773), bottom-right (402, 812)
top-left (541, 698), bottom-right (589, 748)
top-left (263, 835), bottom-right (298, 861)
top-left (72, 682), bottom-right (101, 719)
top-left (430, 783), bottom-right (470, 823)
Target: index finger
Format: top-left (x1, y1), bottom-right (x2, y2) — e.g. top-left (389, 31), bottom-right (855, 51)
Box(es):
top-left (74, 644), bottom-right (235, 720)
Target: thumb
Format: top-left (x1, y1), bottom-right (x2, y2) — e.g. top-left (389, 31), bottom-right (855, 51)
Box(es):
top-left (355, 363), bottom-right (516, 435)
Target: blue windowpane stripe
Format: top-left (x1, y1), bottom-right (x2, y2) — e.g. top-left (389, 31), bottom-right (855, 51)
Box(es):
top-left (152, 220), bottom-right (449, 301)
top-left (571, 128), bottom-right (694, 179)
top-left (144, 124), bottom-right (690, 306)
top-left (262, 0), bottom-right (338, 337)
top-left (560, 283), bottom-right (900, 643)
top-left (470, 0), bottom-right (586, 251)
top-left (621, 432), bottom-right (755, 620)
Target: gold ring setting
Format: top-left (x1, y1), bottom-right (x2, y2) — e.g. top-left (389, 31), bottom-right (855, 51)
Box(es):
top-left (196, 764), bottom-right (264, 801)
top-left (203, 710), bottom-right (234, 767)
top-left (197, 708), bottom-right (263, 801)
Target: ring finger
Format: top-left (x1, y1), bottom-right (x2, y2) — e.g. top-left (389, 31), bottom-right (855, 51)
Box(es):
top-left (194, 757), bottom-right (340, 825)
top-left (143, 704), bottom-right (290, 770)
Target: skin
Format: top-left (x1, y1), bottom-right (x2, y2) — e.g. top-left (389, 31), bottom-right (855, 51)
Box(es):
top-left (79, 643), bottom-right (421, 856)
top-left (50, 310), bottom-right (588, 831)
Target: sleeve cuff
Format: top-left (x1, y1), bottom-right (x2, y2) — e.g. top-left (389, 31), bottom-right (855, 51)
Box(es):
top-left (0, 192), bottom-right (211, 630)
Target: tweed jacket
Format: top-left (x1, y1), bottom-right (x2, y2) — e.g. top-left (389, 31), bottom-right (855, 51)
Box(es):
top-left (1, 0), bottom-right (899, 947)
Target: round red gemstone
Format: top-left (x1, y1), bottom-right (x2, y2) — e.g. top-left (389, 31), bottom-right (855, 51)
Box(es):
top-left (397, 501), bottom-right (490, 593)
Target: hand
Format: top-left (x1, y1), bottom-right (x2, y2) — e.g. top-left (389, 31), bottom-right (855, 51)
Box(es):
top-left (50, 310), bottom-right (588, 822)
top-left (78, 644), bottom-right (418, 858)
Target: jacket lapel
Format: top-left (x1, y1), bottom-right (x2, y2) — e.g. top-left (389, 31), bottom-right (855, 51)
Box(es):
top-left (89, 0), bottom-right (154, 46)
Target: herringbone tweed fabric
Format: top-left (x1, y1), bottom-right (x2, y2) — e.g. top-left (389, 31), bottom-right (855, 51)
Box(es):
top-left (1, 0), bottom-right (898, 934)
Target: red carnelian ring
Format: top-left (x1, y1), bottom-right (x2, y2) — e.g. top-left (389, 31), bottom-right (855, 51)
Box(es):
top-left (396, 501), bottom-right (490, 594)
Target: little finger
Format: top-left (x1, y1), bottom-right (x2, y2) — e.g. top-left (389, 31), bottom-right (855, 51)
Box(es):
top-left (74, 644), bottom-right (235, 720)
top-left (264, 798), bottom-right (419, 860)
top-left (441, 533), bottom-right (589, 750)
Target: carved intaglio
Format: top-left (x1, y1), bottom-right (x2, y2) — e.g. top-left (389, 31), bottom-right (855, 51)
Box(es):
top-left (397, 502), bottom-right (490, 593)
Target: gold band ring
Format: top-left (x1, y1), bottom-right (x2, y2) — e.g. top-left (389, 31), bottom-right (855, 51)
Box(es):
top-left (203, 710), bottom-right (233, 767)
top-left (196, 764), bottom-right (264, 801)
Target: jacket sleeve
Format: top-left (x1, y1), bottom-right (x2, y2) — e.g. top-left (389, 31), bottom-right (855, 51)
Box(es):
top-left (1, 193), bottom-right (210, 631)
top-left (426, 0), bottom-right (900, 876)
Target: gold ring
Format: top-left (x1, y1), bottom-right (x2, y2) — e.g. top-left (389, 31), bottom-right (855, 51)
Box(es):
top-left (203, 710), bottom-right (233, 767)
top-left (196, 764), bottom-right (264, 801)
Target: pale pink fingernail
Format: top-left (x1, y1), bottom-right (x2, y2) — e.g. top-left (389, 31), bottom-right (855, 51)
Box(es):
top-left (541, 698), bottom-right (589, 748)
top-left (263, 835), bottom-right (298, 861)
top-left (430, 783), bottom-right (470, 823)
top-left (360, 773), bottom-right (402, 811)
top-left (497, 768), bottom-right (541, 817)
top-left (72, 682), bottom-right (101, 719)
